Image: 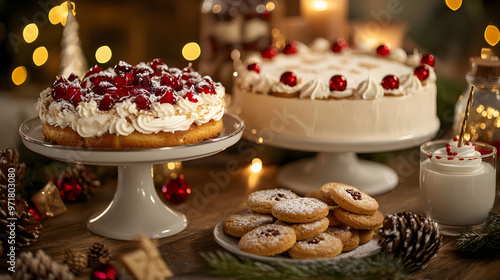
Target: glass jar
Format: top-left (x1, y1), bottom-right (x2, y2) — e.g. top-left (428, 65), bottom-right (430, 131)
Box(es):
top-left (199, 0), bottom-right (283, 90)
top-left (453, 56), bottom-right (500, 148)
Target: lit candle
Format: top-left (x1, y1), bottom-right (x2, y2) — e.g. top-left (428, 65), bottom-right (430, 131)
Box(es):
top-left (300, 0), bottom-right (348, 43)
top-left (351, 20), bottom-right (407, 49)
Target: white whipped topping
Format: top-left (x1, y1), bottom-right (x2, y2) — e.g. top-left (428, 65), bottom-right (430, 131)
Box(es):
top-left (330, 89), bottom-right (354, 99)
top-left (389, 48), bottom-right (407, 64)
top-left (271, 81), bottom-right (302, 95)
top-left (406, 48), bottom-right (422, 67)
top-left (354, 76), bottom-right (384, 99)
top-left (309, 38), bottom-right (331, 52)
top-left (400, 74), bottom-right (423, 94)
top-left (384, 88), bottom-right (403, 96)
top-left (299, 78), bottom-right (329, 100)
top-left (429, 139), bottom-right (483, 174)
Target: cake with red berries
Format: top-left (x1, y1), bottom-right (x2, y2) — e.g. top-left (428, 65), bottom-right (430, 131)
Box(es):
top-left (233, 38), bottom-right (439, 140)
top-left (36, 60), bottom-right (225, 148)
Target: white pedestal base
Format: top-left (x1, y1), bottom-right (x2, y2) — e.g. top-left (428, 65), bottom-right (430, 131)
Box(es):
top-left (87, 165), bottom-right (187, 240)
top-left (277, 152), bottom-right (398, 196)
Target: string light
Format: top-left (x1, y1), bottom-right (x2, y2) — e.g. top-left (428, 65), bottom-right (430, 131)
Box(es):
top-left (445, 0), bottom-right (462, 11)
top-left (11, 66), bottom-right (27, 86)
top-left (33, 46), bottom-right (48, 66)
top-left (22, 23), bottom-right (38, 43)
top-left (251, 158), bottom-right (263, 173)
top-left (182, 42), bottom-right (201, 61)
top-left (95, 45), bottom-right (112, 64)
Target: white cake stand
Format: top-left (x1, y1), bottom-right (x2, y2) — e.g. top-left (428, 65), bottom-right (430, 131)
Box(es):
top-left (244, 120), bottom-right (439, 196)
top-left (19, 114), bottom-right (244, 240)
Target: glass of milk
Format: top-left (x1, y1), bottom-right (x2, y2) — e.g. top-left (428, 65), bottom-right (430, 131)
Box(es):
top-left (419, 138), bottom-right (496, 236)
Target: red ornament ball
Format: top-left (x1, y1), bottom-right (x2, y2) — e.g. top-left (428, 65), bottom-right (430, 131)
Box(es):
top-left (261, 46), bottom-right (278, 59)
top-left (376, 44), bottom-right (390, 57)
top-left (279, 71), bottom-right (297, 87)
top-left (162, 175), bottom-right (191, 204)
top-left (57, 177), bottom-right (83, 202)
top-left (29, 207), bottom-right (44, 220)
top-left (381, 75), bottom-right (399, 90)
top-left (414, 65), bottom-right (430, 81)
top-left (329, 75), bottom-right (347, 91)
top-left (283, 42), bottom-right (298, 55)
top-left (247, 63), bottom-right (260, 74)
top-left (91, 263), bottom-right (119, 280)
top-left (420, 54), bottom-right (435, 67)
top-left (331, 38), bottom-right (348, 53)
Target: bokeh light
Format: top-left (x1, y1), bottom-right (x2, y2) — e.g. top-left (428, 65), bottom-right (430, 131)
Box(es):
top-left (33, 46), bottom-right (48, 66)
top-left (23, 23), bottom-right (38, 43)
top-left (445, 0), bottom-right (462, 11)
top-left (12, 66), bottom-right (27, 86)
top-left (95, 45), bottom-right (112, 64)
top-left (251, 158), bottom-right (263, 173)
top-left (484, 24), bottom-right (500, 47)
top-left (59, 1), bottom-right (76, 26)
top-left (182, 42), bottom-right (201, 61)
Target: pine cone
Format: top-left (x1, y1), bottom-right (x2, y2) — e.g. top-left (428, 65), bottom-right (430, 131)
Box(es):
top-left (0, 198), bottom-right (42, 251)
top-left (13, 250), bottom-right (75, 280)
top-left (378, 211), bottom-right (442, 269)
top-left (64, 249), bottom-right (88, 274)
top-left (88, 241), bottom-right (111, 267)
top-left (0, 148), bottom-right (26, 199)
top-left (56, 164), bottom-right (101, 202)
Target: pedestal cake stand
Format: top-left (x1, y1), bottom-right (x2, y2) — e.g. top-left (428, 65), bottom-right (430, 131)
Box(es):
top-left (19, 114), bottom-right (244, 240)
top-left (244, 120), bottom-right (439, 196)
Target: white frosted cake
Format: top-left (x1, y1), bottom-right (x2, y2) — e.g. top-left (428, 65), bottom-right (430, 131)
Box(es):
top-left (232, 38), bottom-right (438, 140)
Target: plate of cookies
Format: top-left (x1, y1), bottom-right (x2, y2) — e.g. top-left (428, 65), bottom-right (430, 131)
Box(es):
top-left (213, 183), bottom-right (383, 263)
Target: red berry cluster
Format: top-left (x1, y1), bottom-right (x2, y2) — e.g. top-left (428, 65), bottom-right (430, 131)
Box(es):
top-left (50, 59), bottom-right (218, 111)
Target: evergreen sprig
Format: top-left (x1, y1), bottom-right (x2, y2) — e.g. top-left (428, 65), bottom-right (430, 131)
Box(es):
top-left (456, 212), bottom-right (500, 256)
top-left (201, 250), bottom-right (418, 280)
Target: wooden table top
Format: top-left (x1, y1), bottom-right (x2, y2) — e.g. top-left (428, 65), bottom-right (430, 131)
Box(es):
top-left (1, 148), bottom-right (499, 279)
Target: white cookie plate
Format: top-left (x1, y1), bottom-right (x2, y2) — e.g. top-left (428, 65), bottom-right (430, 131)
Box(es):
top-left (213, 218), bottom-right (381, 264)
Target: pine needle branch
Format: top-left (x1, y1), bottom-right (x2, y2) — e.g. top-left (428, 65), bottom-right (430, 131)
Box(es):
top-left (456, 212), bottom-right (500, 255)
top-left (201, 250), bottom-right (416, 280)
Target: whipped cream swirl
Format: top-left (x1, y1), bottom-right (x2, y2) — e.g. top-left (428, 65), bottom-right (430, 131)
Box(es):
top-left (354, 76), bottom-right (384, 100)
top-left (429, 139), bottom-right (483, 174)
top-left (299, 78), bottom-right (329, 99)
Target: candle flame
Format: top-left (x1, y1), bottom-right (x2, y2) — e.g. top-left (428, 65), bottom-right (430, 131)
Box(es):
top-left (312, 0), bottom-right (328, 11)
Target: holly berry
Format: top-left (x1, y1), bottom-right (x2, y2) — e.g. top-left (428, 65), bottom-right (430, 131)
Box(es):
top-left (329, 75), bottom-right (347, 91)
top-left (421, 54), bottom-right (435, 68)
top-left (279, 71), bottom-right (297, 87)
top-left (84, 65), bottom-right (103, 79)
top-left (134, 94), bottom-right (151, 110)
top-left (158, 89), bottom-right (176, 105)
top-left (414, 65), bottom-right (430, 81)
top-left (184, 91), bottom-right (198, 103)
top-left (283, 41), bottom-right (298, 55)
top-left (57, 177), bottom-right (82, 202)
top-left (331, 38), bottom-right (348, 53)
top-left (381, 75), bottom-right (399, 90)
top-left (247, 63), bottom-right (260, 74)
top-left (98, 94), bottom-right (116, 111)
top-left (376, 44), bottom-right (390, 57)
top-left (162, 175), bottom-right (191, 204)
top-left (261, 46), bottom-right (278, 59)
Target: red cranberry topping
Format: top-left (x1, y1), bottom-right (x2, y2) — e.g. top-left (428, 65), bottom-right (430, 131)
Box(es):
top-left (414, 65), bottom-right (430, 81)
top-left (261, 46), bottom-right (278, 59)
top-left (84, 65), bottom-right (103, 79)
top-left (376, 44), bottom-right (390, 57)
top-left (247, 63), bottom-right (260, 74)
top-left (149, 58), bottom-right (164, 68)
top-left (283, 41), bottom-right (298, 55)
top-left (329, 75), bottom-right (347, 91)
top-left (69, 89), bottom-right (83, 106)
top-left (138, 75), bottom-right (152, 87)
top-left (195, 83), bottom-right (216, 95)
top-left (381, 75), bottom-right (399, 90)
top-left (113, 74), bottom-right (133, 87)
top-left (161, 73), bottom-right (183, 91)
top-left (93, 81), bottom-right (114, 95)
top-left (421, 54), bottom-right (435, 68)
top-left (68, 73), bottom-right (80, 83)
top-left (158, 89), bottom-right (176, 105)
top-left (280, 71), bottom-right (297, 87)
top-left (98, 94), bottom-right (116, 111)
top-left (52, 77), bottom-right (69, 100)
top-left (89, 72), bottom-right (113, 84)
top-left (114, 61), bottom-right (135, 75)
top-left (133, 94), bottom-right (151, 110)
top-left (184, 91), bottom-right (198, 103)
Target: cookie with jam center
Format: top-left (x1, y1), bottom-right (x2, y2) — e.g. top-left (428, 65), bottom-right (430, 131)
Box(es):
top-left (271, 197), bottom-right (329, 223)
top-left (320, 182), bottom-right (379, 215)
top-left (238, 224), bottom-right (296, 256)
top-left (246, 188), bottom-right (300, 214)
top-left (288, 233), bottom-right (343, 259)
